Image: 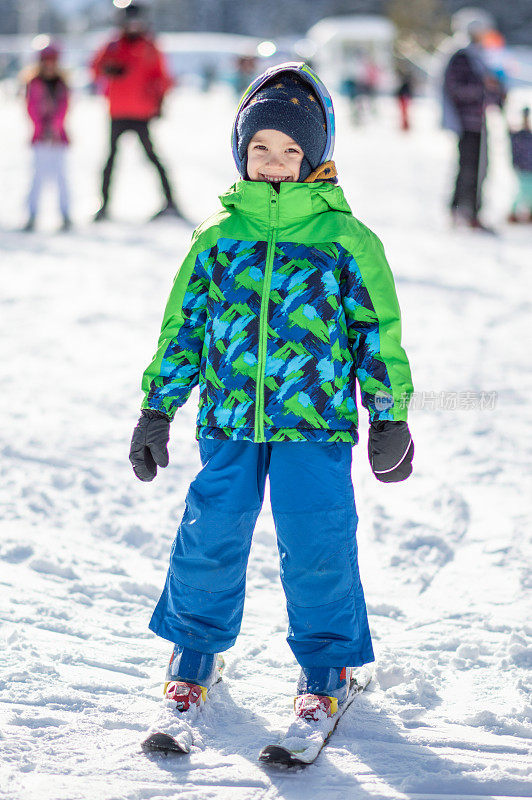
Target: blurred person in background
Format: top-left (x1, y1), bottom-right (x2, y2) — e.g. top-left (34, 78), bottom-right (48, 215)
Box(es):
top-left (443, 19), bottom-right (506, 231)
top-left (361, 56), bottom-right (380, 115)
top-left (23, 44), bottom-right (71, 233)
top-left (201, 63), bottom-right (217, 93)
top-left (234, 55), bottom-right (257, 98)
top-left (396, 70), bottom-right (414, 132)
top-left (91, 1), bottom-right (179, 222)
top-left (508, 107), bottom-right (532, 223)
top-left (341, 72), bottom-right (363, 125)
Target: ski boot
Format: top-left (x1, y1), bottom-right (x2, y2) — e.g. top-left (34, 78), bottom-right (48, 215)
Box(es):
top-left (294, 666), bottom-right (351, 722)
top-left (452, 209), bottom-right (496, 234)
top-left (163, 644), bottom-right (224, 715)
top-left (150, 201), bottom-right (183, 221)
top-left (469, 216), bottom-right (496, 235)
top-left (142, 645), bottom-right (224, 754)
top-left (93, 204), bottom-right (109, 222)
top-left (508, 210), bottom-right (532, 224)
top-left (259, 666), bottom-right (372, 765)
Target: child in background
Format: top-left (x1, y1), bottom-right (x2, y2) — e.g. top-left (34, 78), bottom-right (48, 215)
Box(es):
top-left (23, 44), bottom-right (71, 232)
top-left (396, 71), bottom-right (414, 132)
top-left (130, 63), bottom-right (414, 744)
top-left (508, 107), bottom-right (532, 223)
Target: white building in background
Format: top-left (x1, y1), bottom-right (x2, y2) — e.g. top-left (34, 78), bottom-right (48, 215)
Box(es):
top-left (302, 15), bottom-right (396, 93)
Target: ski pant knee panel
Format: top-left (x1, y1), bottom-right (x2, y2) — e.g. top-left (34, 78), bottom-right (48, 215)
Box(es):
top-left (149, 568), bottom-right (247, 653)
top-left (169, 500), bottom-right (259, 593)
top-left (274, 505), bottom-right (357, 608)
top-left (270, 441), bottom-right (361, 611)
top-left (169, 438), bottom-right (266, 593)
top-left (149, 440), bottom-right (265, 651)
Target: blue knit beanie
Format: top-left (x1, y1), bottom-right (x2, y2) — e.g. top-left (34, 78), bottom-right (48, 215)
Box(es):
top-left (236, 73), bottom-right (327, 181)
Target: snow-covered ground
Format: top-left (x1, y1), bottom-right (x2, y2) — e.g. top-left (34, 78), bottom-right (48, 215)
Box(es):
top-left (1, 84), bottom-right (531, 800)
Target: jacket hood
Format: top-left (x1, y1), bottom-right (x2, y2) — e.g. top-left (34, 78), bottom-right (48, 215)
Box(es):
top-left (231, 62), bottom-right (336, 179)
top-left (219, 180), bottom-right (351, 220)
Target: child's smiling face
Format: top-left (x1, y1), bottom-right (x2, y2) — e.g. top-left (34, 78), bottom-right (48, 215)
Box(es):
top-left (247, 129), bottom-right (304, 183)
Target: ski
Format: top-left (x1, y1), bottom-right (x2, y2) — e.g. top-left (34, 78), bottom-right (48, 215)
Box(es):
top-left (259, 665), bottom-right (373, 767)
top-left (142, 729), bottom-right (192, 755)
top-left (142, 656), bottom-right (224, 756)
top-left (141, 682), bottom-right (205, 755)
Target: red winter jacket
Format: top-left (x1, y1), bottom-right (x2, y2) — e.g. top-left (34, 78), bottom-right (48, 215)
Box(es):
top-left (91, 34), bottom-right (173, 120)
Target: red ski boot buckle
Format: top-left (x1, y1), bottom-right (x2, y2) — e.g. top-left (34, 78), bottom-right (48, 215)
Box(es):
top-left (164, 680), bottom-right (207, 712)
top-left (294, 693), bottom-right (338, 721)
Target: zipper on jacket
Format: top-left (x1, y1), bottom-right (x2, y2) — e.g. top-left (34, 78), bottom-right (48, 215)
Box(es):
top-left (254, 186), bottom-right (279, 442)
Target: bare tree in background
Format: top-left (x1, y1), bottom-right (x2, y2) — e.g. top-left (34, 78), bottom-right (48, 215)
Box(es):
top-left (387, 0), bottom-right (450, 51)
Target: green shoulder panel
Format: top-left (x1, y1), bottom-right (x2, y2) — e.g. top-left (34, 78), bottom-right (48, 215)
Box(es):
top-left (339, 220), bottom-right (413, 420)
top-left (140, 219), bottom-right (226, 417)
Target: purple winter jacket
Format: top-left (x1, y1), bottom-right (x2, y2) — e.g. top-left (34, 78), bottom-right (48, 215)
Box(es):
top-left (443, 45), bottom-right (504, 134)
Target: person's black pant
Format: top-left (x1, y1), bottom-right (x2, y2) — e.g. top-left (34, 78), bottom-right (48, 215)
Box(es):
top-left (101, 118), bottom-right (174, 207)
top-left (451, 130), bottom-right (487, 219)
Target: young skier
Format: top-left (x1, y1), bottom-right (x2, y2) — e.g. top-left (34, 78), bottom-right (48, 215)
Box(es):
top-left (130, 63), bottom-right (414, 754)
top-left (23, 44), bottom-right (71, 232)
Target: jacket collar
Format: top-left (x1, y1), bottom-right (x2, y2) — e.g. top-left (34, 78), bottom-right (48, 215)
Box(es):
top-left (219, 179), bottom-right (352, 221)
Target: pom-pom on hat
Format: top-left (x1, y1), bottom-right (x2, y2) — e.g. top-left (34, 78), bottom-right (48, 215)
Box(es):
top-left (234, 63), bottom-right (334, 181)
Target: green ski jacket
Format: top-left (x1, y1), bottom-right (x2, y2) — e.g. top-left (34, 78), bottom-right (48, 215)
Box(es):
top-left (142, 180), bottom-right (413, 443)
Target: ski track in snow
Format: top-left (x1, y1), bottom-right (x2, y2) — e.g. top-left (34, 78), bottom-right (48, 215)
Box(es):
top-left (0, 86), bottom-right (531, 800)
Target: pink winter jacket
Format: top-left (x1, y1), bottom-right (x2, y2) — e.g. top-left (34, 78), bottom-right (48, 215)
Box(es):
top-left (26, 75), bottom-right (69, 144)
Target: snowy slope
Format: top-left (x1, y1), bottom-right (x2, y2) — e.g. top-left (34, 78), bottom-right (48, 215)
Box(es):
top-left (0, 84), bottom-right (531, 800)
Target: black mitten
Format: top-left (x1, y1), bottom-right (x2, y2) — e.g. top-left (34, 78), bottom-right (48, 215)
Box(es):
top-left (129, 409), bottom-right (170, 482)
top-left (368, 421), bottom-right (414, 483)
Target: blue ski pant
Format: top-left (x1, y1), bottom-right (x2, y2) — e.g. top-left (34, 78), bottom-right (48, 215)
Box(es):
top-left (149, 439), bottom-right (374, 668)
